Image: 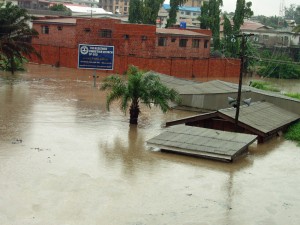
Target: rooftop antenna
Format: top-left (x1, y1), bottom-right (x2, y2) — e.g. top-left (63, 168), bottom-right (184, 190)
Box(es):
top-left (278, 0), bottom-right (285, 26)
top-left (279, 0), bottom-right (285, 18)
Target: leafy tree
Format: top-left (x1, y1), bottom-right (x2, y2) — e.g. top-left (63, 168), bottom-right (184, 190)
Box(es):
top-left (254, 15), bottom-right (288, 29)
top-left (293, 24), bottom-right (300, 33)
top-left (100, 65), bottom-right (181, 124)
top-left (221, 14), bottom-right (233, 56)
top-left (49, 4), bottom-right (71, 15)
top-left (128, 0), bottom-right (144, 23)
top-left (198, 0), bottom-right (223, 50)
top-left (0, 2), bottom-right (40, 74)
top-left (232, 0), bottom-right (253, 33)
top-left (199, 1), bottom-right (210, 29)
top-left (0, 55), bottom-right (28, 72)
top-left (208, 0), bottom-right (223, 50)
top-left (285, 4), bottom-right (300, 24)
top-left (257, 51), bottom-right (300, 79)
top-left (128, 0), bottom-right (163, 25)
top-left (166, 0), bottom-right (187, 27)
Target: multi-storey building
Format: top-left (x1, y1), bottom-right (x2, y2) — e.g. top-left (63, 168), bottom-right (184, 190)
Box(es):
top-left (98, 0), bottom-right (130, 15)
top-left (159, 4), bottom-right (201, 28)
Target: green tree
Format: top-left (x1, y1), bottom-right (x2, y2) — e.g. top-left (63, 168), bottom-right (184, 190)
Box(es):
top-left (222, 14), bottom-right (234, 56)
top-left (166, 0), bottom-right (187, 27)
top-left (198, 0), bottom-right (223, 50)
top-left (128, 0), bottom-right (163, 25)
top-left (128, 0), bottom-right (144, 23)
top-left (49, 4), bottom-right (71, 15)
top-left (0, 2), bottom-right (40, 74)
top-left (199, 1), bottom-right (210, 29)
top-left (285, 4), bottom-right (300, 24)
top-left (293, 24), bottom-right (300, 33)
top-left (100, 66), bottom-right (181, 124)
top-left (142, 0), bottom-right (164, 25)
top-left (233, 0), bottom-right (253, 33)
top-left (258, 51), bottom-right (300, 79)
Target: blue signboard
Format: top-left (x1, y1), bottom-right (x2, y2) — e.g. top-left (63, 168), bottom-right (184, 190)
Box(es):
top-left (78, 44), bottom-right (114, 70)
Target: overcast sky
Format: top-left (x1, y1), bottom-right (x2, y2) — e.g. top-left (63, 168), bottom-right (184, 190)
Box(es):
top-left (221, 0), bottom-right (298, 16)
top-left (164, 0), bottom-right (299, 17)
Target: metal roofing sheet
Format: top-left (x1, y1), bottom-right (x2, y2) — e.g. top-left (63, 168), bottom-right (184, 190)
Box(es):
top-left (147, 125), bottom-right (257, 160)
top-left (219, 101), bottom-right (300, 133)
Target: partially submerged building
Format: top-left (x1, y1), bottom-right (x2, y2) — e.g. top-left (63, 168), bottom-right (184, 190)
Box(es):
top-left (147, 125), bottom-right (257, 162)
top-left (166, 101), bottom-right (300, 143)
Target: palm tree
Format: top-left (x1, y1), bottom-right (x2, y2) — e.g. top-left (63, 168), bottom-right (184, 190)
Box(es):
top-left (0, 2), bottom-right (40, 74)
top-left (100, 66), bottom-right (181, 124)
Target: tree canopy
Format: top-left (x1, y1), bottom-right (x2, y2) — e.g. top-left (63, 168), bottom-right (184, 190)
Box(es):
top-left (166, 0), bottom-right (187, 27)
top-left (0, 2), bottom-right (40, 74)
top-left (199, 0), bottom-right (223, 50)
top-left (128, 0), bottom-right (164, 25)
top-left (100, 65), bottom-right (181, 124)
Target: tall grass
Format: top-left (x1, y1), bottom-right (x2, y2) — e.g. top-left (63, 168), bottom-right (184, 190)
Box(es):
top-left (249, 80), bottom-right (280, 92)
top-left (285, 122), bottom-right (300, 146)
top-left (284, 93), bottom-right (300, 100)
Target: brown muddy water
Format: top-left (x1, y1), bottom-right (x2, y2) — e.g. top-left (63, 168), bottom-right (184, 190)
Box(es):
top-left (1, 64), bottom-right (300, 225)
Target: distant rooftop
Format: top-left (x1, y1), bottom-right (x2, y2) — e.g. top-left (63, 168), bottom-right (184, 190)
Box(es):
top-left (163, 4), bottom-right (200, 12)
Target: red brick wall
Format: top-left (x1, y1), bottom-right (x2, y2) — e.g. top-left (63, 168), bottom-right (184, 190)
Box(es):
top-left (30, 44), bottom-right (240, 78)
top-left (32, 23), bottom-right (77, 48)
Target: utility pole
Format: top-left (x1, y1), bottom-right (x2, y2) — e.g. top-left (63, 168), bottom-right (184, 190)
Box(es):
top-left (234, 33), bottom-right (254, 131)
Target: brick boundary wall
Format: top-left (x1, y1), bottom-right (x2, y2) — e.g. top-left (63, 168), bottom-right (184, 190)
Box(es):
top-left (31, 44), bottom-right (240, 78)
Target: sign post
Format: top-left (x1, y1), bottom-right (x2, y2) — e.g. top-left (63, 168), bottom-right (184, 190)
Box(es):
top-left (78, 44), bottom-right (114, 70)
top-left (78, 44), bottom-right (114, 87)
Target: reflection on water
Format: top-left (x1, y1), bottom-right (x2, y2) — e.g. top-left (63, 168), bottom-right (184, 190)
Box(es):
top-left (1, 64), bottom-right (300, 225)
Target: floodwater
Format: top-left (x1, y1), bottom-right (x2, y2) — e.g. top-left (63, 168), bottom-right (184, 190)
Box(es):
top-left (1, 64), bottom-right (300, 225)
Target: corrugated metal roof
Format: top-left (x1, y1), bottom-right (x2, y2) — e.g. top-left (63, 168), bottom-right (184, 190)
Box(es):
top-left (156, 28), bottom-right (209, 37)
top-left (147, 125), bottom-right (257, 161)
top-left (157, 74), bottom-right (242, 94)
top-left (219, 101), bottom-right (300, 133)
top-left (33, 18), bottom-right (77, 24)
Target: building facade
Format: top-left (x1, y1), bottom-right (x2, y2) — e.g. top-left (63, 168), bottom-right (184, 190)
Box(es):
top-left (98, 0), bottom-right (129, 15)
top-left (30, 17), bottom-right (241, 78)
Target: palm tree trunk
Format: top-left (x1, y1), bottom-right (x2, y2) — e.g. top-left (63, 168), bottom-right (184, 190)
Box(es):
top-left (129, 99), bottom-right (140, 124)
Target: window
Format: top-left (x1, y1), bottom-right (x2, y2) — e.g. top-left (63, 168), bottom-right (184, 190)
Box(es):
top-left (171, 38), bottom-right (176, 42)
top-left (141, 35), bottom-right (147, 41)
top-left (84, 28), bottom-right (91, 32)
top-left (124, 34), bottom-right (129, 39)
top-left (124, 7), bottom-right (127, 11)
top-left (186, 11), bottom-right (191, 15)
top-left (179, 39), bottom-right (188, 47)
top-left (158, 37), bottom-right (167, 46)
top-left (181, 11), bottom-right (184, 15)
top-left (193, 12), bottom-right (197, 16)
top-left (57, 26), bottom-right (62, 31)
top-left (100, 29), bottom-right (112, 38)
top-left (204, 40), bottom-right (209, 48)
top-left (192, 39), bottom-right (200, 48)
top-left (42, 25), bottom-right (49, 34)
